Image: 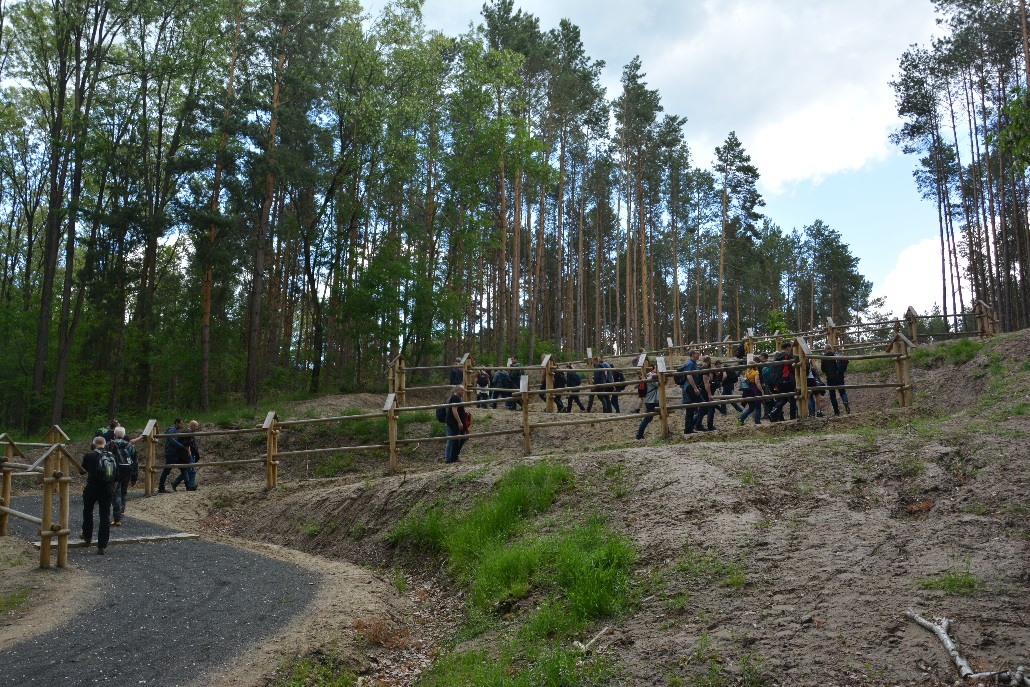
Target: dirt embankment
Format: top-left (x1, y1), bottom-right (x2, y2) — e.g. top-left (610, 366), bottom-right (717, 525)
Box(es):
top-left (5, 332), bottom-right (1029, 686)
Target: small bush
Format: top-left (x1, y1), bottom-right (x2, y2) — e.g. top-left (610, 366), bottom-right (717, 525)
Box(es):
top-left (315, 453), bottom-right (355, 478)
top-left (299, 522), bottom-right (322, 538)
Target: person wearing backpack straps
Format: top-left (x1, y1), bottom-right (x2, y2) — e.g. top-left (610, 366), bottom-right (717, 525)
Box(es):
top-left (563, 365), bottom-right (586, 412)
top-left (109, 426), bottom-right (138, 526)
top-left (158, 418), bottom-right (189, 493)
top-left (172, 420), bottom-right (201, 492)
top-left (81, 436), bottom-right (117, 554)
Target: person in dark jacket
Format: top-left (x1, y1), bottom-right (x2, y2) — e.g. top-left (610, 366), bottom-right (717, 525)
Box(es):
top-left (563, 366), bottom-right (586, 412)
top-left (81, 436), bottom-right (114, 554)
top-left (587, 357), bottom-right (612, 413)
top-left (713, 360), bottom-right (744, 414)
top-left (820, 345), bottom-right (851, 415)
top-left (448, 364), bottom-right (464, 386)
top-left (491, 369), bottom-right (511, 409)
top-left (108, 426), bottom-right (138, 526)
top-left (769, 344), bottom-right (798, 421)
top-left (539, 370), bottom-right (566, 412)
top-left (610, 368), bottom-right (626, 413)
top-left (172, 420), bottom-right (201, 492)
top-left (697, 356), bottom-right (716, 431)
top-left (444, 384), bottom-right (468, 463)
top-left (676, 350), bottom-right (703, 433)
top-left (475, 369), bottom-right (492, 408)
top-left (158, 418), bottom-right (189, 493)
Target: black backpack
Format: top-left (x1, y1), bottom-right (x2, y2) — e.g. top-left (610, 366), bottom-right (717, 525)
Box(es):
top-left (110, 439), bottom-right (133, 473)
top-left (94, 450), bottom-right (118, 483)
top-left (435, 406), bottom-right (448, 423)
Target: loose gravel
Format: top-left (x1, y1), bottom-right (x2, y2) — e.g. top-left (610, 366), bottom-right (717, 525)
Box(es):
top-left (1, 492), bottom-right (319, 687)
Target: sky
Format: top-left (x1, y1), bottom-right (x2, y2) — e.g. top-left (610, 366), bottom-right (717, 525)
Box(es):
top-left (387, 0), bottom-right (953, 317)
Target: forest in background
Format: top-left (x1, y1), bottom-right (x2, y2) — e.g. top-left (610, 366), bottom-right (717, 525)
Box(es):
top-left (0, 0), bottom-right (879, 430)
top-left (894, 0), bottom-right (1030, 335)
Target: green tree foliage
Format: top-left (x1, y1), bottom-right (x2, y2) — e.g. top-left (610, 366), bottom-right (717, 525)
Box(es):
top-left (0, 0), bottom-right (874, 429)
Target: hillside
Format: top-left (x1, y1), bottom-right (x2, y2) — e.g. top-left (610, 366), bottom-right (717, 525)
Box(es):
top-left (5, 333), bottom-right (1030, 686)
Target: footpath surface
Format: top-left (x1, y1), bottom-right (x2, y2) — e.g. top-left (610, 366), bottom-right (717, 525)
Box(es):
top-left (1, 492), bottom-right (318, 687)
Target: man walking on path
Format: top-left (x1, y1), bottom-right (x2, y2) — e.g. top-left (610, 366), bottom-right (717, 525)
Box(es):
top-left (108, 427), bottom-right (138, 526)
top-left (81, 436), bottom-right (115, 554)
top-left (158, 418), bottom-right (189, 493)
top-left (820, 345), bottom-right (851, 415)
top-left (563, 365), bottom-right (586, 412)
top-left (677, 350), bottom-right (703, 434)
top-left (587, 357), bottom-right (612, 413)
top-left (173, 420), bottom-right (201, 492)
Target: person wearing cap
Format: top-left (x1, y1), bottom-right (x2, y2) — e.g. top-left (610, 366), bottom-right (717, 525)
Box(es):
top-left (820, 345), bottom-right (851, 415)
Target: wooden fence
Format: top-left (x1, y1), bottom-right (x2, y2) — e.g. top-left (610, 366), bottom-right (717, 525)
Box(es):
top-left (0, 426), bottom-right (80, 569)
top-left (130, 332), bottom-right (915, 490)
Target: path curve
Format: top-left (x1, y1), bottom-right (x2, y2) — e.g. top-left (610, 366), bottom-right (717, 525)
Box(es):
top-left (1, 493), bottom-right (319, 687)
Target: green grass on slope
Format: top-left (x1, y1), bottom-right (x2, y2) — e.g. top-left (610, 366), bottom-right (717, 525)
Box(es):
top-left (389, 461), bottom-right (635, 687)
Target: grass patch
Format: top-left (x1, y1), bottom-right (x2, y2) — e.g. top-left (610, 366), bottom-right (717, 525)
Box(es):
top-left (897, 456), bottom-right (925, 479)
top-left (337, 410), bottom-right (388, 444)
top-left (677, 543), bottom-right (747, 590)
top-left (271, 649), bottom-right (356, 687)
top-left (918, 564), bottom-right (982, 596)
top-left (739, 467), bottom-right (756, 488)
top-left (0, 588), bottom-right (29, 613)
top-left (314, 453), bottom-right (356, 478)
top-left (391, 568), bottom-right (408, 594)
top-left (605, 463), bottom-right (629, 498)
top-left (390, 462), bottom-right (633, 686)
top-left (911, 339), bottom-right (984, 368)
top-left (847, 357), bottom-right (895, 373)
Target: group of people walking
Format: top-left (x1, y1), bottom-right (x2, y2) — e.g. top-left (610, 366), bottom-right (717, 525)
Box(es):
top-left (79, 418), bottom-right (201, 554)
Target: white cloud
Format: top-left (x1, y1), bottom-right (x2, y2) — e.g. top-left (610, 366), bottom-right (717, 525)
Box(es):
top-left (874, 238), bottom-right (972, 317)
top-left (412, 0), bottom-right (939, 196)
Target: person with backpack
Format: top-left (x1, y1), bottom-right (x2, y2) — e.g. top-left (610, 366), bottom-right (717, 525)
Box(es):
top-left (444, 384), bottom-right (468, 464)
top-left (81, 436), bottom-right (117, 554)
top-left (448, 364), bottom-right (464, 386)
top-left (587, 357), bottom-right (612, 413)
top-left (676, 350), bottom-right (703, 434)
top-left (158, 418), bottom-right (189, 493)
top-left (635, 364), bottom-right (661, 440)
top-left (758, 352), bottom-right (777, 417)
top-left (820, 345), bottom-right (851, 415)
top-left (108, 426), bottom-right (138, 526)
top-left (769, 344), bottom-right (799, 422)
top-left (563, 365), bottom-right (586, 412)
top-left (610, 368), bottom-right (627, 414)
top-left (172, 420), bottom-right (201, 492)
top-left (490, 369), bottom-right (511, 409)
top-left (509, 356), bottom-right (523, 386)
top-left (475, 369), bottom-right (492, 408)
top-left (539, 369), bottom-right (566, 412)
top-left (715, 359), bottom-right (745, 415)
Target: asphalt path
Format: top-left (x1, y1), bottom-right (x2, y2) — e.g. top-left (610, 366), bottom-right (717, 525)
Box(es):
top-left (1, 491), bottom-right (319, 686)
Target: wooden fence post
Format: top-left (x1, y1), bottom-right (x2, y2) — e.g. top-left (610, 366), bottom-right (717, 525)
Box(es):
top-left (397, 356), bottom-right (407, 408)
top-left (0, 439), bottom-right (12, 536)
top-left (826, 317), bottom-right (838, 350)
top-left (461, 353), bottom-right (474, 402)
top-left (666, 337), bottom-right (674, 357)
top-left (794, 337), bottom-right (810, 419)
top-left (143, 420), bottom-right (157, 496)
top-left (40, 448), bottom-right (54, 568)
top-left (57, 446), bottom-right (70, 568)
top-left (520, 376), bottom-right (531, 456)
top-left (905, 306), bottom-right (919, 343)
top-left (542, 354), bottom-right (555, 412)
top-left (657, 357), bottom-right (670, 439)
top-left (774, 330), bottom-right (781, 350)
top-left (384, 394), bottom-right (398, 474)
top-left (263, 411), bottom-right (278, 490)
top-left (724, 336), bottom-right (733, 359)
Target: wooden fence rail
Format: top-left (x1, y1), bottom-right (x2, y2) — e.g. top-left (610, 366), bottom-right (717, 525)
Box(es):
top-left (0, 426), bottom-right (77, 569)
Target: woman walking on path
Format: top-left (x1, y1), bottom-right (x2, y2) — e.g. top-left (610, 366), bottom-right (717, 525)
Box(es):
top-left (444, 385), bottom-right (467, 464)
top-left (635, 364), bottom-right (660, 440)
top-left (738, 363), bottom-right (764, 425)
